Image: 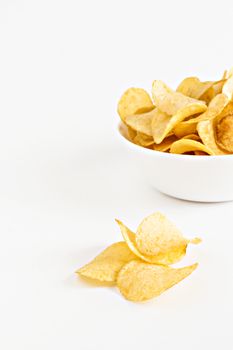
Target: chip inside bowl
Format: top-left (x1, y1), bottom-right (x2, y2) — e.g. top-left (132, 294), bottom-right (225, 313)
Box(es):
top-left (177, 77), bottom-right (214, 100)
top-left (117, 68), bottom-right (233, 155)
top-left (118, 88), bottom-right (154, 122)
top-left (215, 112), bottom-right (233, 152)
top-left (197, 119), bottom-right (229, 155)
top-left (170, 139), bottom-right (214, 155)
top-left (150, 81), bottom-right (207, 143)
top-left (125, 108), bottom-right (156, 136)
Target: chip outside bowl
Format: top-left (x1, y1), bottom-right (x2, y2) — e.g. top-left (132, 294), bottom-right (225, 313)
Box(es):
top-left (117, 122), bottom-right (233, 202)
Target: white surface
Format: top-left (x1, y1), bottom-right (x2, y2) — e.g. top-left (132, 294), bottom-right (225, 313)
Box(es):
top-left (118, 123), bottom-right (233, 202)
top-left (0, 1), bottom-right (233, 349)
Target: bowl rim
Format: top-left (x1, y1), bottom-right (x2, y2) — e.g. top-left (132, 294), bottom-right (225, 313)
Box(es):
top-left (117, 121), bottom-right (233, 161)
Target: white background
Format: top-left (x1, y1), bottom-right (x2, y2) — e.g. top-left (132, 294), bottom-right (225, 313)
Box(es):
top-left (0, 1), bottom-right (233, 349)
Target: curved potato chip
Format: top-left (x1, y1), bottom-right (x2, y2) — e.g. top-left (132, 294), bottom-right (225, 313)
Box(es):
top-left (135, 212), bottom-right (200, 264)
top-left (115, 219), bottom-right (168, 264)
top-left (125, 108), bottom-right (156, 136)
top-left (194, 151), bottom-right (208, 155)
top-left (152, 80), bottom-right (207, 115)
top-left (151, 81), bottom-right (206, 143)
top-left (151, 108), bottom-right (172, 144)
top-left (173, 121), bottom-right (197, 138)
top-left (215, 112), bottom-right (233, 152)
top-left (153, 135), bottom-right (177, 152)
top-left (212, 79), bottom-right (226, 97)
top-left (177, 77), bottom-right (214, 100)
top-left (185, 94), bottom-right (229, 124)
top-left (200, 86), bottom-right (215, 104)
top-left (182, 134), bottom-right (200, 141)
top-left (170, 139), bottom-right (214, 155)
top-left (133, 132), bottom-right (154, 147)
top-left (120, 123), bottom-right (153, 147)
top-left (117, 260), bottom-right (198, 302)
top-left (117, 88), bottom-right (154, 122)
top-left (223, 76), bottom-right (233, 100)
top-left (76, 242), bottom-right (136, 283)
top-left (127, 126), bottom-right (137, 141)
top-left (197, 120), bottom-right (229, 155)
top-left (222, 70), bottom-right (228, 79)
top-left (177, 77), bottom-right (225, 104)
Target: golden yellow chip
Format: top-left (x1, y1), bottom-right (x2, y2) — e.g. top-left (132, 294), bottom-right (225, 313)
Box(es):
top-left (212, 79), bottom-right (226, 97)
top-left (222, 70), bottom-right (228, 79)
top-left (182, 134), bottom-right (200, 141)
top-left (151, 108), bottom-right (172, 144)
top-left (215, 113), bottom-right (233, 152)
top-left (177, 77), bottom-right (225, 104)
top-left (115, 219), bottom-right (160, 263)
top-left (170, 139), bottom-right (214, 155)
top-left (133, 132), bottom-right (154, 147)
top-left (124, 108), bottom-right (156, 136)
top-left (177, 77), bottom-right (214, 100)
top-left (223, 76), bottom-right (233, 100)
top-left (173, 121), bottom-right (197, 138)
top-left (151, 81), bottom-right (207, 143)
top-left (127, 126), bottom-right (137, 141)
top-left (152, 80), bottom-right (207, 115)
top-left (200, 86), bottom-right (215, 104)
top-left (194, 151), bottom-right (208, 155)
top-left (117, 70), bottom-right (233, 156)
top-left (76, 242), bottom-right (136, 283)
top-left (153, 135), bottom-right (177, 152)
top-left (135, 212), bottom-right (200, 264)
top-left (117, 260), bottom-right (198, 302)
top-left (185, 93), bottom-right (229, 124)
top-left (197, 120), bottom-right (229, 155)
top-left (117, 88), bottom-right (154, 122)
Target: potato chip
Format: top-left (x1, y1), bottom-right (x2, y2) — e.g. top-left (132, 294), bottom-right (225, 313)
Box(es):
top-left (173, 121), bottom-right (197, 138)
top-left (170, 138), bottom-right (214, 155)
top-left (117, 70), bottom-right (233, 156)
top-left (223, 76), bottom-right (233, 101)
top-left (119, 123), bottom-right (136, 144)
top-left (153, 135), bottom-right (177, 152)
top-left (127, 126), bottom-right (137, 141)
top-left (197, 120), bottom-right (229, 155)
top-left (151, 108), bottom-right (172, 144)
top-left (152, 80), bottom-right (207, 115)
top-left (177, 77), bottom-right (225, 104)
top-left (182, 134), bottom-right (200, 141)
top-left (200, 86), bottom-right (215, 104)
top-left (76, 242), bottom-right (136, 283)
top-left (115, 219), bottom-right (160, 263)
top-left (185, 93), bottom-right (229, 124)
top-left (177, 77), bottom-right (214, 100)
top-left (133, 132), bottom-right (154, 147)
top-left (215, 112), bottom-right (233, 152)
top-left (117, 260), bottom-right (198, 302)
top-left (212, 79), bottom-right (226, 97)
top-left (125, 108), bottom-right (156, 136)
top-left (135, 212), bottom-right (200, 264)
top-left (222, 70), bottom-right (228, 79)
top-left (120, 124), bottom-right (153, 147)
top-left (151, 81), bottom-right (206, 143)
top-left (194, 151), bottom-right (208, 155)
top-left (117, 88), bottom-right (154, 122)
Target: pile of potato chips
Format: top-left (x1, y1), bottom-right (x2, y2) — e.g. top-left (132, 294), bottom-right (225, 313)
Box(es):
top-left (77, 212), bottom-right (201, 302)
top-left (117, 69), bottom-right (233, 155)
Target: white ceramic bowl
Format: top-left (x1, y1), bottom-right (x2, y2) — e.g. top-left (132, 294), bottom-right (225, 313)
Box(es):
top-left (117, 122), bottom-right (233, 202)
